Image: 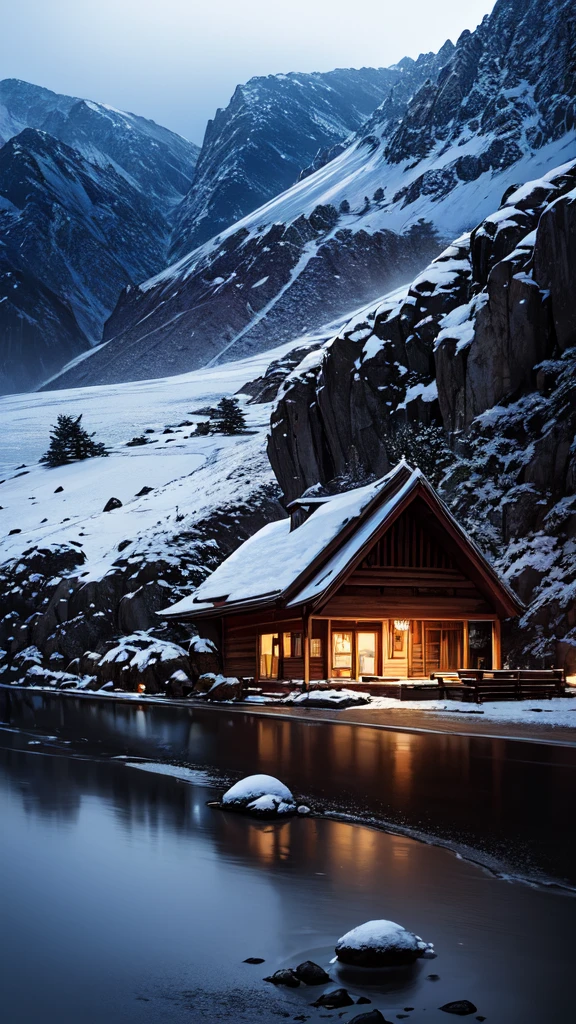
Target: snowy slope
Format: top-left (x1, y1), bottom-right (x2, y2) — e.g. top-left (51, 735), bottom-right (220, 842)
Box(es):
top-left (55, 0), bottom-right (576, 391)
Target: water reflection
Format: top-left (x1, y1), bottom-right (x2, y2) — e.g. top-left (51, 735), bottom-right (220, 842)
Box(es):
top-left (1, 688), bottom-right (576, 884)
top-left (0, 741), bottom-right (574, 1024)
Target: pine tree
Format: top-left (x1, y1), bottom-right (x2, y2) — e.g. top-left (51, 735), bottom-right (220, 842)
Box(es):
top-left (214, 397), bottom-right (247, 435)
top-left (373, 187), bottom-right (385, 204)
top-left (41, 414), bottom-right (108, 467)
top-left (339, 199), bottom-right (351, 215)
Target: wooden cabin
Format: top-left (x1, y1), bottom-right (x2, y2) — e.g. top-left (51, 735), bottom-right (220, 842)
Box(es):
top-left (162, 463), bottom-right (523, 684)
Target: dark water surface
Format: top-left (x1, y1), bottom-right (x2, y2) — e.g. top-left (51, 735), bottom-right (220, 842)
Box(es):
top-left (0, 692), bottom-right (575, 1023)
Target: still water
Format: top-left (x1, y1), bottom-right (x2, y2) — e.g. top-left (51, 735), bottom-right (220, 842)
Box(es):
top-left (0, 691), bottom-right (575, 1023)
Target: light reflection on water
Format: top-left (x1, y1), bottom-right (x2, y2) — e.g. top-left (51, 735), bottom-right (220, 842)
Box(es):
top-left (0, 739), bottom-right (574, 1024)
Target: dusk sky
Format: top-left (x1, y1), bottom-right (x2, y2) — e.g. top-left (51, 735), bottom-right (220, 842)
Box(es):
top-left (1, 0), bottom-right (497, 144)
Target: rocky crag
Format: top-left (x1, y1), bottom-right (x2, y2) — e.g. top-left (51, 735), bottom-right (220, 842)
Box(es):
top-left (268, 159), bottom-right (576, 670)
top-left (171, 55), bottom-right (453, 257)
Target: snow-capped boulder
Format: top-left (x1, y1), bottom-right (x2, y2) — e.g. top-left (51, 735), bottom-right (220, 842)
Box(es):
top-left (286, 688), bottom-right (370, 709)
top-left (206, 675), bottom-right (242, 701)
top-left (188, 635), bottom-right (221, 679)
top-left (220, 774), bottom-right (299, 818)
top-left (335, 920), bottom-right (433, 967)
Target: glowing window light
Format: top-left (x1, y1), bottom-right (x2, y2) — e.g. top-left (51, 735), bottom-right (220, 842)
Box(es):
top-left (394, 619), bottom-right (410, 632)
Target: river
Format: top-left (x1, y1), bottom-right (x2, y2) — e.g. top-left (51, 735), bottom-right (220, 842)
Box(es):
top-left (0, 689), bottom-right (574, 1023)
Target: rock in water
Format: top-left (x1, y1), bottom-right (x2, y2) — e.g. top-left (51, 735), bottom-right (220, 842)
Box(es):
top-left (263, 969), bottom-right (300, 987)
top-left (336, 920), bottom-right (433, 967)
top-left (221, 774), bottom-right (297, 818)
top-left (439, 1001), bottom-right (478, 1016)
top-left (312, 988), bottom-right (355, 1009)
top-left (349, 1013), bottom-right (391, 1024)
top-left (294, 960), bottom-right (330, 985)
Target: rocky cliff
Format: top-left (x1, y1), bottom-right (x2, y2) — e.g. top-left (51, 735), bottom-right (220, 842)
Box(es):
top-left (268, 159), bottom-right (576, 670)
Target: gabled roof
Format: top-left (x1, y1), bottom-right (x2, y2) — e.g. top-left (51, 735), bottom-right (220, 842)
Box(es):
top-left (161, 461), bottom-right (523, 621)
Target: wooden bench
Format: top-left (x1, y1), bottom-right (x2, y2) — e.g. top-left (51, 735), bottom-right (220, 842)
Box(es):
top-left (443, 668), bottom-right (565, 703)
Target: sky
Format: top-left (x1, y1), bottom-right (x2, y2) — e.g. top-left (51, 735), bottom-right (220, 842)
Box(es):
top-left (1, 0), bottom-right (497, 145)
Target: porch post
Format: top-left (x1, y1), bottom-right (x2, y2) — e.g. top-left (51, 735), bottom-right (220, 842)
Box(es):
top-left (303, 611), bottom-right (310, 688)
top-left (492, 619), bottom-right (502, 669)
top-left (462, 621), bottom-right (469, 670)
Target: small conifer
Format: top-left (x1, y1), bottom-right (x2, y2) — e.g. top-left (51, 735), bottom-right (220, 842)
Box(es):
top-left (41, 414), bottom-right (108, 468)
top-left (214, 397), bottom-right (247, 435)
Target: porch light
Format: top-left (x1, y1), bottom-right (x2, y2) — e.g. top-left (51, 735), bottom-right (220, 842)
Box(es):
top-left (394, 619), bottom-right (410, 631)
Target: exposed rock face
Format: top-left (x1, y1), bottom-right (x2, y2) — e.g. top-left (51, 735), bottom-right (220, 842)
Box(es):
top-left (268, 159), bottom-right (576, 669)
top-left (171, 56), bottom-right (453, 256)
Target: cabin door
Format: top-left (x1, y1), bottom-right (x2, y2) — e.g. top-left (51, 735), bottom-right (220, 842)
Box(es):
top-left (357, 632), bottom-right (377, 677)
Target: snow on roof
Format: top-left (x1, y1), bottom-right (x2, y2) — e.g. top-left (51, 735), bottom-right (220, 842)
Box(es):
top-left (162, 463), bottom-right (413, 617)
top-left (287, 470), bottom-right (418, 607)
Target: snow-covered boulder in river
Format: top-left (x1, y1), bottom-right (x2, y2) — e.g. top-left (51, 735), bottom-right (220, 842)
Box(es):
top-left (336, 920), bottom-right (433, 967)
top-left (220, 774), bottom-right (308, 818)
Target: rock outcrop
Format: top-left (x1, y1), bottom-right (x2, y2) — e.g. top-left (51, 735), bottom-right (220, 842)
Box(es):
top-left (267, 160), bottom-right (576, 669)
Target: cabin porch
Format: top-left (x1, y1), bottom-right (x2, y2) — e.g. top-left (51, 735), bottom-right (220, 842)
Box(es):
top-left (250, 616), bottom-right (501, 687)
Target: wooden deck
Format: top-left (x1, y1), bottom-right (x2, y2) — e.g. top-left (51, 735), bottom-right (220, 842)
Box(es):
top-left (245, 668), bottom-right (567, 703)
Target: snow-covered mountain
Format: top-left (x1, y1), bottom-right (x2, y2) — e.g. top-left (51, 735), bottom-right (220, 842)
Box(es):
top-left (0, 128), bottom-right (171, 391)
top-left (269, 157), bottom-right (576, 671)
top-left (0, 79), bottom-right (199, 211)
top-left (170, 56), bottom-right (453, 257)
top-left (0, 80), bottom-right (201, 393)
top-left (54, 0), bottom-right (575, 392)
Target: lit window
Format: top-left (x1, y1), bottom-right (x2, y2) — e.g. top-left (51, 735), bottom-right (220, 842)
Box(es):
top-left (283, 633), bottom-right (292, 658)
top-left (293, 633), bottom-right (302, 657)
top-left (310, 638), bottom-right (322, 658)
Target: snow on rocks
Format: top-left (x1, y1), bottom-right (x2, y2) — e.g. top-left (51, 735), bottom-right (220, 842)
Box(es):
top-left (216, 773), bottom-right (310, 819)
top-left (335, 920), bottom-right (433, 967)
top-left (284, 688), bottom-right (370, 709)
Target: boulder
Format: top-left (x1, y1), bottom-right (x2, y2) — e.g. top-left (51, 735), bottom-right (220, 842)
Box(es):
top-left (439, 1001), bottom-right (478, 1016)
top-left (188, 636), bottom-right (221, 678)
top-left (294, 961), bottom-right (330, 985)
top-left (263, 969), bottom-right (300, 988)
top-left (312, 989), bottom-right (355, 1009)
top-left (336, 920), bottom-right (432, 967)
top-left (206, 676), bottom-right (242, 701)
top-left (220, 774), bottom-right (298, 818)
top-left (348, 1013), bottom-right (389, 1024)
top-left (103, 497), bottom-right (123, 512)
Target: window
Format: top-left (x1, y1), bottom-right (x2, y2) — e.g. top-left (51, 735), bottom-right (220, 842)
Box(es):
top-left (260, 633), bottom-right (279, 679)
top-left (310, 638), bottom-right (322, 658)
top-left (282, 632), bottom-right (302, 659)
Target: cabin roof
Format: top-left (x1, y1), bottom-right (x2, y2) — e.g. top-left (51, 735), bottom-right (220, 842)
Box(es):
top-left (161, 461), bottom-right (523, 621)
